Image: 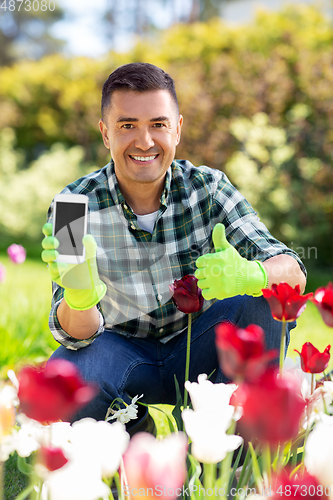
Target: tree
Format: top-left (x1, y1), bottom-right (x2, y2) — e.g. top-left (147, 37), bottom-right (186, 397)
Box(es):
top-left (0, 0), bottom-right (64, 66)
top-left (102, 0), bottom-right (226, 48)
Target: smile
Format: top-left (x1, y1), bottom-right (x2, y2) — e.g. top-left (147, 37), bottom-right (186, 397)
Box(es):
top-left (129, 155), bottom-right (159, 162)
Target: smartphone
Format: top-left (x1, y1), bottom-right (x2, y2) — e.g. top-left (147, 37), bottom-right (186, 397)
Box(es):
top-left (53, 193), bottom-right (89, 264)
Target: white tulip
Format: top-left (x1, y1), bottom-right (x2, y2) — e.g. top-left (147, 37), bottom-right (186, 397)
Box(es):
top-left (71, 418), bottom-right (130, 477)
top-left (182, 407), bottom-right (243, 463)
top-left (184, 374), bottom-right (238, 414)
top-left (305, 418), bottom-right (333, 485)
top-left (42, 455), bottom-right (110, 500)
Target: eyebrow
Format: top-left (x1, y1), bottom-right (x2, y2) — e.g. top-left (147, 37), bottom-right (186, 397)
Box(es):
top-left (117, 116), bottom-right (170, 123)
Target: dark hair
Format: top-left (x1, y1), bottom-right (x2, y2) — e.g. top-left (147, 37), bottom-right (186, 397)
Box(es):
top-left (101, 62), bottom-right (179, 119)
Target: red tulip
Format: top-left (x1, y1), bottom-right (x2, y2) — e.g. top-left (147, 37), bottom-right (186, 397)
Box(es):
top-left (169, 275), bottom-right (204, 314)
top-left (18, 359), bottom-right (97, 423)
top-left (234, 368), bottom-right (305, 445)
top-left (39, 446), bottom-right (69, 472)
top-left (215, 322), bottom-right (278, 382)
top-left (295, 342), bottom-right (331, 374)
top-left (311, 282), bottom-right (333, 327)
top-left (7, 244), bottom-right (26, 264)
top-left (262, 282), bottom-right (313, 321)
top-left (270, 470), bottom-right (329, 500)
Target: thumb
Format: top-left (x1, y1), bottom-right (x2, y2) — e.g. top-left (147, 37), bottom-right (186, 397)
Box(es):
top-left (212, 224), bottom-right (230, 252)
top-left (82, 234), bottom-right (97, 260)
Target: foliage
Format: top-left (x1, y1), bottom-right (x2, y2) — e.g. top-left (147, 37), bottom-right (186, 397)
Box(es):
top-left (0, 0), bottom-right (64, 66)
top-left (0, 128), bottom-right (91, 243)
top-left (0, 4), bottom-right (332, 263)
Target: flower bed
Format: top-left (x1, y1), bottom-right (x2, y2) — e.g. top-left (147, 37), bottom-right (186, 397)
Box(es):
top-left (1, 282), bottom-right (333, 500)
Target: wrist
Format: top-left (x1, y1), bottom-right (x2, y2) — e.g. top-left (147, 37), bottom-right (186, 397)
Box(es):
top-left (251, 261), bottom-right (268, 296)
top-left (64, 282), bottom-right (107, 311)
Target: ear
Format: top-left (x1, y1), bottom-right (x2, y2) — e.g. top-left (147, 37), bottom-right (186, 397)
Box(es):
top-left (99, 119), bottom-right (110, 149)
top-left (176, 114), bottom-right (183, 146)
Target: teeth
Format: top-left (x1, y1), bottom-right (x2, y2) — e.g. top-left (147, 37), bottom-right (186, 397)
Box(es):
top-left (131, 155), bottom-right (157, 162)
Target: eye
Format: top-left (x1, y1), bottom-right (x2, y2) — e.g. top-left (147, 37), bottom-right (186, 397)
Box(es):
top-left (153, 122), bottom-right (166, 128)
top-left (121, 124), bottom-right (134, 129)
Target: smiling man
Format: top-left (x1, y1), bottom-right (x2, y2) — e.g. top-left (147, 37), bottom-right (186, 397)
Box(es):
top-left (98, 88), bottom-right (182, 215)
top-left (42, 62), bottom-right (306, 424)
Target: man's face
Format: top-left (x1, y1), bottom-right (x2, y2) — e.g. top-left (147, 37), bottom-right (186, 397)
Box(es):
top-left (99, 89), bottom-right (183, 190)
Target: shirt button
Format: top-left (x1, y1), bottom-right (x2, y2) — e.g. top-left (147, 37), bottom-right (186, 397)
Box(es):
top-left (159, 328), bottom-right (164, 333)
top-left (131, 224), bottom-right (136, 230)
top-left (123, 204), bottom-right (128, 210)
top-left (157, 294), bottom-right (163, 301)
top-left (151, 254), bottom-right (156, 260)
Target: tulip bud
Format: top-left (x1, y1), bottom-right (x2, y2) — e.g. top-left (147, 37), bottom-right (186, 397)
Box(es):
top-left (169, 275), bottom-right (204, 314)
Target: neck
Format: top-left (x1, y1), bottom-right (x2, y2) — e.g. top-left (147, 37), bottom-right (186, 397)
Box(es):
top-left (119, 180), bottom-right (163, 215)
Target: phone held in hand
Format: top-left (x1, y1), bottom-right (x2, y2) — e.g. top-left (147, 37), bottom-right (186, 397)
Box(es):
top-left (53, 193), bottom-right (89, 264)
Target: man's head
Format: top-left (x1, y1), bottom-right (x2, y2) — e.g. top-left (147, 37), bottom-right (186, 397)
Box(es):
top-left (99, 63), bottom-right (183, 211)
top-left (101, 62), bottom-right (179, 119)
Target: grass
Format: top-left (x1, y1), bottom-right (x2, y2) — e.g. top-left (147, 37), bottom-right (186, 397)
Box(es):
top-left (0, 255), bottom-right (332, 498)
top-left (0, 255), bottom-right (58, 378)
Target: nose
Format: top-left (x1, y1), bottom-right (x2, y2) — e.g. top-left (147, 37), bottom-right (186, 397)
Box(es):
top-left (134, 127), bottom-right (155, 151)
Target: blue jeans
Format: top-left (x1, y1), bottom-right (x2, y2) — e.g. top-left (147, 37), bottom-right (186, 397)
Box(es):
top-left (50, 295), bottom-right (295, 421)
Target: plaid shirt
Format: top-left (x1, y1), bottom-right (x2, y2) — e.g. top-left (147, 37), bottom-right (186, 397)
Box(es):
top-left (48, 159), bottom-right (305, 350)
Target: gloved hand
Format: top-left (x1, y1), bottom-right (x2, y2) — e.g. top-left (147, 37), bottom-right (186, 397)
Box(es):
top-left (195, 223), bottom-right (268, 300)
top-left (41, 223), bottom-right (107, 311)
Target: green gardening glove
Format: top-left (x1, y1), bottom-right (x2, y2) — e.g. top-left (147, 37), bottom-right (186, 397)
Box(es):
top-left (195, 223), bottom-right (268, 300)
top-left (41, 223), bottom-right (107, 311)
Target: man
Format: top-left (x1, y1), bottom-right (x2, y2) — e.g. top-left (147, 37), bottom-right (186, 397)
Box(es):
top-left (42, 62), bottom-right (306, 422)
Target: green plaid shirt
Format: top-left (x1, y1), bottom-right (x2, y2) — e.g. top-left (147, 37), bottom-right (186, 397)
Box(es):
top-left (48, 159), bottom-right (305, 350)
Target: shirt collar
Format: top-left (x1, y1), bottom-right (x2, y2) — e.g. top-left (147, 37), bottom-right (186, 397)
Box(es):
top-left (106, 160), bottom-right (126, 206)
top-left (106, 159), bottom-right (173, 208)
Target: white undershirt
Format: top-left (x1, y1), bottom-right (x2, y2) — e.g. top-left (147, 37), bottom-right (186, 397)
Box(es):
top-left (133, 210), bottom-right (158, 234)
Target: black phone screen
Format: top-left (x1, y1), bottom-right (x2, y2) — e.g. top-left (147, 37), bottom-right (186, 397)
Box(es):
top-left (54, 201), bottom-right (86, 256)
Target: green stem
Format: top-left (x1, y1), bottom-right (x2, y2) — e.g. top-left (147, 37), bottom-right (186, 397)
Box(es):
top-left (183, 313), bottom-right (192, 410)
top-left (279, 320), bottom-right (287, 377)
top-left (204, 462), bottom-right (217, 497)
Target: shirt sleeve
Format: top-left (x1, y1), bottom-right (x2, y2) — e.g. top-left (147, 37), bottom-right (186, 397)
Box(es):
top-left (49, 283), bottom-right (105, 350)
top-left (213, 172), bottom-right (307, 277)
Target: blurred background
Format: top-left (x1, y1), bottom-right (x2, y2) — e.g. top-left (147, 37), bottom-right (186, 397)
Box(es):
top-left (0, 0), bottom-right (333, 271)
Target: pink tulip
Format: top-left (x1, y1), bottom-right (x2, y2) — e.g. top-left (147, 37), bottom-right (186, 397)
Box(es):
top-left (0, 263), bottom-right (6, 283)
top-left (7, 244), bottom-right (26, 264)
top-left (123, 432), bottom-right (188, 500)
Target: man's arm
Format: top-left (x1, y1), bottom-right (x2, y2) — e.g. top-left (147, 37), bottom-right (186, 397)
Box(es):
top-left (57, 300), bottom-right (101, 340)
top-left (262, 254), bottom-right (306, 293)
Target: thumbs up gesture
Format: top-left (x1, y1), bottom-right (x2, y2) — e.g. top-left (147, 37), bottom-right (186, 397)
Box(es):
top-left (195, 224), bottom-right (268, 300)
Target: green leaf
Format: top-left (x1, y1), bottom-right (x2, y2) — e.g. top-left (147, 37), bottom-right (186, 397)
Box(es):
top-left (187, 453), bottom-right (203, 500)
top-left (228, 444), bottom-right (244, 492)
top-left (236, 446), bottom-right (252, 489)
top-left (248, 442), bottom-right (263, 491)
top-left (142, 403), bottom-right (177, 433)
top-left (16, 456), bottom-right (33, 476)
top-left (172, 375), bottom-right (184, 432)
